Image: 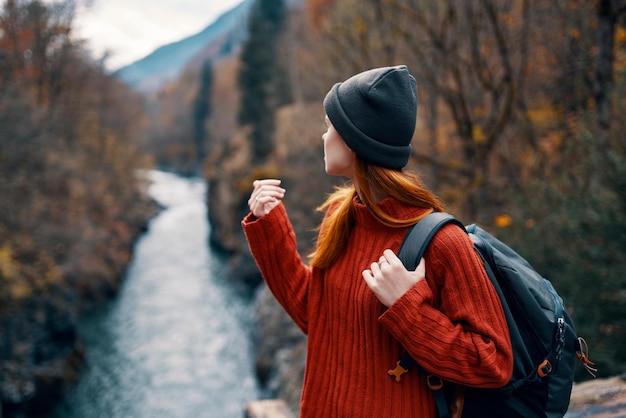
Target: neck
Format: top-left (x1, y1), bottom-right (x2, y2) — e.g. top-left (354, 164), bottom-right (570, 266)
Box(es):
top-left (354, 179), bottom-right (388, 203)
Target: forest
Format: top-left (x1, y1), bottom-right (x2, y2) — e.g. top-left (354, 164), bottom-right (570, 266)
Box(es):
top-left (1, 0), bottom-right (625, 415)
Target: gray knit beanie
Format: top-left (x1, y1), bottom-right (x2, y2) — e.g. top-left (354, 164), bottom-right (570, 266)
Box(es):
top-left (323, 65), bottom-right (417, 169)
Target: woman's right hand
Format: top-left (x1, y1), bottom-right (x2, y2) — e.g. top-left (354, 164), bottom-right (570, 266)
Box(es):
top-left (248, 179), bottom-right (285, 218)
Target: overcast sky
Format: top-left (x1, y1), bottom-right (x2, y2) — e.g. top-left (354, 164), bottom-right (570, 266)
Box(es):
top-left (73, 0), bottom-right (243, 71)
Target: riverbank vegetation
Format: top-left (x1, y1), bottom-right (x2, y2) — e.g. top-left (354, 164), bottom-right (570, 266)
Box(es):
top-left (0, 1), bottom-right (156, 415)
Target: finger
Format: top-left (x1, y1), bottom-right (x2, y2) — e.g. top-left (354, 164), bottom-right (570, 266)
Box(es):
top-left (378, 257), bottom-right (392, 273)
top-left (251, 179), bottom-right (282, 196)
top-left (248, 194), bottom-right (257, 208)
top-left (370, 261), bottom-right (381, 275)
top-left (249, 193), bottom-right (259, 206)
top-left (254, 195), bottom-right (279, 207)
top-left (250, 186), bottom-right (285, 207)
top-left (256, 178), bottom-right (281, 184)
top-left (383, 249), bottom-right (400, 265)
top-left (253, 186), bottom-right (286, 200)
top-left (253, 179), bottom-right (282, 189)
top-left (362, 269), bottom-right (374, 286)
top-left (266, 189), bottom-right (286, 199)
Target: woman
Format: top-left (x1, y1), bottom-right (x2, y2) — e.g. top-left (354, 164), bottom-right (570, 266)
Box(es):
top-left (242, 65), bottom-right (513, 417)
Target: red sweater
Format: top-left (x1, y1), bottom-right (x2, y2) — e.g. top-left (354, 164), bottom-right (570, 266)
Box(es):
top-left (242, 197), bottom-right (513, 417)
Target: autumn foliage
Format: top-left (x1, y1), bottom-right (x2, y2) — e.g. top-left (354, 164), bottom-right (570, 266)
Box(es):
top-left (0, 0), bottom-right (154, 318)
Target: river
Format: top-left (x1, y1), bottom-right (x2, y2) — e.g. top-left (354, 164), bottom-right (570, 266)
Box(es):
top-left (50, 170), bottom-right (260, 418)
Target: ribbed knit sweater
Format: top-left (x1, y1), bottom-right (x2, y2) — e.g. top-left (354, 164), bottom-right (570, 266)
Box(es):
top-left (242, 197), bottom-right (513, 417)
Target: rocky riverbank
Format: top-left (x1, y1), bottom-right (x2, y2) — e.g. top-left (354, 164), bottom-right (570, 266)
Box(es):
top-left (0, 186), bottom-right (159, 418)
top-left (0, 288), bottom-right (86, 417)
top-left (567, 375), bottom-right (626, 417)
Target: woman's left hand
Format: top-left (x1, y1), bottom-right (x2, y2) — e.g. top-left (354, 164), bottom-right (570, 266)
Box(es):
top-left (362, 249), bottom-right (426, 307)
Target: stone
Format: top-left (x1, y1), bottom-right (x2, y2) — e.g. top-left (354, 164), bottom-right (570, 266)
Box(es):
top-left (245, 399), bottom-right (295, 418)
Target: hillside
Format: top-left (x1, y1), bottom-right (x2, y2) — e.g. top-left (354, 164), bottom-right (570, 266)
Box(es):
top-left (113, 0), bottom-right (253, 94)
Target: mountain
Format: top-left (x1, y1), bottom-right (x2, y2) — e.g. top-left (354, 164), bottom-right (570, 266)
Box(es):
top-left (114, 0), bottom-right (254, 94)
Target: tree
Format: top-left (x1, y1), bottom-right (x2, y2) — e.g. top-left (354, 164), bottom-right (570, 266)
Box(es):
top-left (193, 59), bottom-right (213, 173)
top-left (238, 0), bottom-right (291, 164)
top-left (0, 0), bottom-right (74, 105)
top-left (593, 0), bottom-right (626, 128)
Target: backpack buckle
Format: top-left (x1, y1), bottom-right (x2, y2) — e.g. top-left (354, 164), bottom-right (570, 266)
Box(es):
top-left (538, 359), bottom-right (552, 377)
top-left (426, 374), bottom-right (444, 390)
top-left (388, 361), bottom-right (409, 382)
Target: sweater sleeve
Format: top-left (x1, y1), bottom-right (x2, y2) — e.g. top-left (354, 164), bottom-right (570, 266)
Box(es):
top-left (241, 203), bottom-right (311, 334)
top-left (379, 223), bottom-right (513, 388)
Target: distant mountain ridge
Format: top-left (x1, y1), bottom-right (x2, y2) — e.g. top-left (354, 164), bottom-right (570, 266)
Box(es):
top-left (114, 0), bottom-right (253, 94)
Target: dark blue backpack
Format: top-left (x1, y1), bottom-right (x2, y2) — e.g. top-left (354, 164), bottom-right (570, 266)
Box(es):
top-left (394, 212), bottom-right (596, 418)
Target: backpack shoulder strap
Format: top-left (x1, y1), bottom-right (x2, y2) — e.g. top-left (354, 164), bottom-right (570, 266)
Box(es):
top-left (398, 212), bottom-right (466, 271)
top-left (394, 212), bottom-right (466, 418)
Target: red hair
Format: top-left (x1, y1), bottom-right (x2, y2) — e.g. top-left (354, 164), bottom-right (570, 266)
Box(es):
top-left (309, 158), bottom-right (444, 268)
